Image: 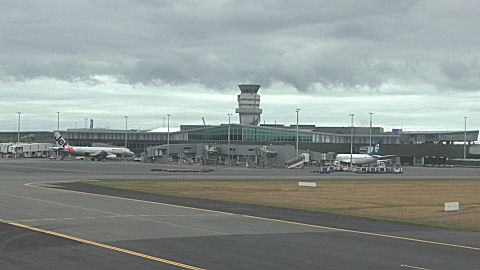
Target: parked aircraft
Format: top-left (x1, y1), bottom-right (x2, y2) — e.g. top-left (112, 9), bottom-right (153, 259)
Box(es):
top-left (335, 140), bottom-right (395, 166)
top-left (52, 132), bottom-right (134, 160)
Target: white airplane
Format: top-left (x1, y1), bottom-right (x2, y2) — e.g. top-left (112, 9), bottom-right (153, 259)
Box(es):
top-left (335, 141), bottom-right (395, 166)
top-left (52, 132), bottom-right (134, 161)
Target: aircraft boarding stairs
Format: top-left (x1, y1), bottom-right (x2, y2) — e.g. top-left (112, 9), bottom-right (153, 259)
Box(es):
top-left (285, 153), bottom-right (309, 169)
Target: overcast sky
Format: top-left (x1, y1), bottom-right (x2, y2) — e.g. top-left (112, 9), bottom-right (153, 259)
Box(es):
top-left (1, 1), bottom-right (479, 133)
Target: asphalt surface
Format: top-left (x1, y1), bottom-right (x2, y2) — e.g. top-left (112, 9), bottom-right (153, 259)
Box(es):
top-left (0, 222), bottom-right (166, 270)
top-left (1, 159), bottom-right (479, 269)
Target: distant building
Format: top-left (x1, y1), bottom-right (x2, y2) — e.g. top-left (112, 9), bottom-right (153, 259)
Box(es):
top-left (236, 84), bottom-right (262, 125)
top-left (0, 83), bottom-right (479, 164)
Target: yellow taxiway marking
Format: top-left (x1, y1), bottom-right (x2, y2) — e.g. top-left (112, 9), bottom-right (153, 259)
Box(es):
top-left (401, 264), bottom-right (431, 270)
top-left (1, 190), bottom-right (225, 235)
top-left (0, 191), bottom-right (124, 216)
top-left (25, 181), bottom-right (233, 216)
top-left (242, 214), bottom-right (480, 251)
top-left (7, 221), bottom-right (206, 270)
top-left (12, 213), bottom-right (218, 223)
top-left (25, 181), bottom-right (480, 252)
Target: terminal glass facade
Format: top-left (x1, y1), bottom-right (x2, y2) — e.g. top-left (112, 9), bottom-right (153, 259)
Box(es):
top-left (187, 125), bottom-right (313, 142)
top-left (0, 132), bottom-right (52, 143)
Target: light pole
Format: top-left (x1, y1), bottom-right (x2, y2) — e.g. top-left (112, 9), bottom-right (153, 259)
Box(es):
top-left (464, 116), bottom-right (468, 159)
top-left (369, 112), bottom-right (374, 149)
top-left (57, 112), bottom-right (60, 131)
top-left (167, 114), bottom-right (171, 156)
top-left (227, 113), bottom-right (232, 166)
top-left (17, 112), bottom-right (21, 143)
top-left (349, 113), bottom-right (354, 165)
top-left (296, 108), bottom-right (300, 157)
top-left (124, 116), bottom-right (128, 148)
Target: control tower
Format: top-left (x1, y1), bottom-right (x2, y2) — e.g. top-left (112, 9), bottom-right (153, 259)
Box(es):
top-left (235, 84), bottom-right (262, 125)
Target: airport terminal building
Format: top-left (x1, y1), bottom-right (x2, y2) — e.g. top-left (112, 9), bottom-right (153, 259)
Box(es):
top-left (1, 84), bottom-right (479, 165)
top-left (1, 121), bottom-right (478, 166)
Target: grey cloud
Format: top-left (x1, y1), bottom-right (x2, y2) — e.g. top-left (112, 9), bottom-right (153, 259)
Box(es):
top-left (441, 61), bottom-right (470, 82)
top-left (1, 0), bottom-right (480, 92)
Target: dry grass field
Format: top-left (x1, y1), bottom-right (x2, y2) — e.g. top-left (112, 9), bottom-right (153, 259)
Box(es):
top-left (90, 180), bottom-right (480, 231)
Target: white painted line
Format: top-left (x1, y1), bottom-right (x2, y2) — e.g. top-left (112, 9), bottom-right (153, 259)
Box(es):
top-left (24, 180), bottom-right (480, 252)
top-left (401, 264), bottom-right (431, 270)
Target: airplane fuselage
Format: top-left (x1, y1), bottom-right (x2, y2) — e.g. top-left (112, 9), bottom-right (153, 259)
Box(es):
top-left (53, 131), bottom-right (134, 160)
top-left (59, 146), bottom-right (134, 159)
top-left (335, 154), bottom-right (377, 165)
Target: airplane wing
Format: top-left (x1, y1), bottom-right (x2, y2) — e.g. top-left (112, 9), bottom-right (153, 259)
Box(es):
top-left (372, 154), bottom-right (396, 159)
top-left (86, 151), bottom-right (107, 159)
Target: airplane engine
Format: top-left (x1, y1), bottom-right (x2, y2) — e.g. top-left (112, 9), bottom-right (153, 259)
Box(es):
top-left (106, 154), bottom-right (118, 160)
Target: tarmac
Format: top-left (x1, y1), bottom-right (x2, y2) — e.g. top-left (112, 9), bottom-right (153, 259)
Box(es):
top-left (1, 159), bottom-right (479, 269)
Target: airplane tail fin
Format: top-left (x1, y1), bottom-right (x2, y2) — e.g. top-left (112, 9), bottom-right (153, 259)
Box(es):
top-left (54, 132), bottom-right (69, 148)
top-left (369, 139), bottom-right (383, 155)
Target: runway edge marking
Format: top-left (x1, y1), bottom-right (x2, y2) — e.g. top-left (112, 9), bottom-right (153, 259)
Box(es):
top-left (26, 181), bottom-right (480, 252)
top-left (5, 221), bottom-right (206, 270)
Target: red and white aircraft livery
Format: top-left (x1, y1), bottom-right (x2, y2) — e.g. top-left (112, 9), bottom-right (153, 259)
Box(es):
top-left (52, 132), bottom-right (134, 160)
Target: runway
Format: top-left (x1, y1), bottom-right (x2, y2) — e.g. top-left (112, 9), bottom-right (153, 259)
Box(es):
top-left (1, 159), bottom-right (479, 269)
